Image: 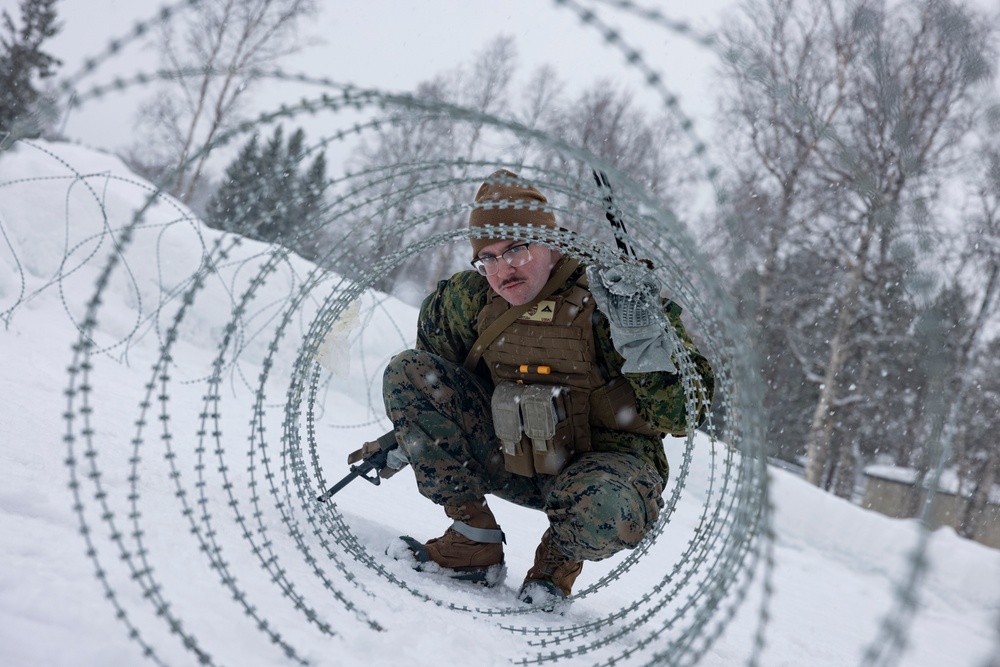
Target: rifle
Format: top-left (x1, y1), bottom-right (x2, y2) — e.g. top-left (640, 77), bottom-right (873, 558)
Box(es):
top-left (592, 169), bottom-right (638, 260)
top-left (315, 430), bottom-right (398, 503)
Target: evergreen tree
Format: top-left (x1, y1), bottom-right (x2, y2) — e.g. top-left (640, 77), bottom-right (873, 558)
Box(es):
top-left (206, 134), bottom-right (263, 233)
top-left (292, 145), bottom-right (328, 259)
top-left (205, 125), bottom-right (328, 260)
top-left (255, 125), bottom-right (289, 241)
top-left (0, 0), bottom-right (61, 140)
top-left (297, 149), bottom-right (327, 219)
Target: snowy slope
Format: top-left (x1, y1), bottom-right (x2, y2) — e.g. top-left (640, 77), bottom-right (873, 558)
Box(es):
top-left (1, 141), bottom-right (998, 667)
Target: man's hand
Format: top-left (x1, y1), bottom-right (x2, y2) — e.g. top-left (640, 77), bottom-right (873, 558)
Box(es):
top-left (347, 438), bottom-right (408, 479)
top-left (586, 263), bottom-right (678, 374)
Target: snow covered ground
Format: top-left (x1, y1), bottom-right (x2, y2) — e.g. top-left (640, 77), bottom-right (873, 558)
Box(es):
top-left (1, 141), bottom-right (999, 666)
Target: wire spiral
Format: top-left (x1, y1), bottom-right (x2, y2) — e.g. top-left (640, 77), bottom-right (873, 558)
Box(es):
top-left (5, 1), bottom-right (992, 666)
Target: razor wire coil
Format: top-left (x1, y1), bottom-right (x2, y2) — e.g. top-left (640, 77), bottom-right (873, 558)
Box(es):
top-left (3, 1), bottom-right (988, 666)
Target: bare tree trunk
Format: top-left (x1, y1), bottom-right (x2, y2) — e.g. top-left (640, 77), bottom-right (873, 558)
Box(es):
top-left (135, 0), bottom-right (316, 200)
top-left (804, 273), bottom-right (859, 486)
top-left (173, 0), bottom-right (233, 196)
top-left (834, 438), bottom-right (858, 499)
top-left (955, 258), bottom-right (1000, 537)
top-left (755, 184), bottom-right (791, 327)
top-left (959, 449), bottom-right (1000, 540)
top-left (822, 437), bottom-right (840, 492)
top-left (181, 66), bottom-right (238, 203)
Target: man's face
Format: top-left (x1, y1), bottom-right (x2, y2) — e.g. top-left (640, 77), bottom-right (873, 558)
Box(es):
top-left (476, 239), bottom-right (560, 306)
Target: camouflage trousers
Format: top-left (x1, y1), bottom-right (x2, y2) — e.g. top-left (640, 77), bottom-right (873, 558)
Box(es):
top-left (383, 349), bottom-right (664, 562)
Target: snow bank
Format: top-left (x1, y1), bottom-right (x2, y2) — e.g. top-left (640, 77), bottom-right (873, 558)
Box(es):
top-left (1, 140), bottom-right (998, 667)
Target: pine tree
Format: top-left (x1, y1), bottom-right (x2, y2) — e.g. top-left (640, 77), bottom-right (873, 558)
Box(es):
top-left (0, 0), bottom-right (61, 140)
top-left (298, 150), bottom-right (327, 220)
top-left (205, 125), bottom-right (328, 260)
top-left (205, 134), bottom-right (263, 234)
top-left (293, 148), bottom-right (328, 258)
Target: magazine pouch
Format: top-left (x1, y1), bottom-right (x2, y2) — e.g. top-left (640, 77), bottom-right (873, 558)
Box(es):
top-left (492, 382), bottom-right (534, 477)
top-left (522, 385), bottom-right (572, 475)
top-left (493, 382), bottom-right (584, 477)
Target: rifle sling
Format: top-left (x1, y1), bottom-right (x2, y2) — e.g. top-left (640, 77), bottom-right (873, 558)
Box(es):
top-left (462, 258), bottom-right (580, 373)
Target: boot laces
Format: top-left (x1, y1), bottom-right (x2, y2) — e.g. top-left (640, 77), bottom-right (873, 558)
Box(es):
top-left (539, 537), bottom-right (574, 578)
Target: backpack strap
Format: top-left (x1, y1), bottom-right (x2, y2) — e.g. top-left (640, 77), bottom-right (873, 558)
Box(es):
top-left (463, 258), bottom-right (580, 373)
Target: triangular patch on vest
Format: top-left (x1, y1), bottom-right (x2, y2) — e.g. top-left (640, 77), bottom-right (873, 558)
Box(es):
top-left (519, 300), bottom-right (557, 322)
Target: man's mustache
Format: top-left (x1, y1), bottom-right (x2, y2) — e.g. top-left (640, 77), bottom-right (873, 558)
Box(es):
top-left (499, 276), bottom-right (522, 289)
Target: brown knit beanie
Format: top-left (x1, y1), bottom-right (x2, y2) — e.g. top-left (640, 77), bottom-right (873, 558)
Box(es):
top-left (468, 169), bottom-right (557, 258)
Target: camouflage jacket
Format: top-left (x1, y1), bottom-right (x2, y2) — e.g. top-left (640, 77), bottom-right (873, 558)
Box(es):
top-left (415, 263), bottom-right (715, 480)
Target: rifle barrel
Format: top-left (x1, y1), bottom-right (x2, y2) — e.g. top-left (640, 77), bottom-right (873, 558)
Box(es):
top-left (316, 466), bottom-right (366, 503)
top-left (315, 430), bottom-right (397, 503)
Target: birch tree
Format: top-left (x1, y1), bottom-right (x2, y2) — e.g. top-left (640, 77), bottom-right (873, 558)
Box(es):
top-left (715, 0), bottom-right (859, 324)
top-left (714, 0), bottom-right (995, 494)
top-left (342, 37), bottom-right (520, 294)
top-left (344, 36), bottom-right (688, 297)
top-left (953, 145), bottom-right (1000, 537)
top-left (129, 0), bottom-right (317, 205)
top-left (801, 0), bottom-right (993, 493)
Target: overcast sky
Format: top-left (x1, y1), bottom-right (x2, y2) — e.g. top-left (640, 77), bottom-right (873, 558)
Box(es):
top-left (12, 0), bottom-right (1000, 181)
top-left (32, 0), bottom-right (736, 160)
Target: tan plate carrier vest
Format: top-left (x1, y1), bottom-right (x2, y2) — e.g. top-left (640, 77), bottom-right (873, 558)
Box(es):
top-left (477, 275), bottom-right (660, 477)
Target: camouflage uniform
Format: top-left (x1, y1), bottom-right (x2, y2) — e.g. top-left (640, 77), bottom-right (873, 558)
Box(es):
top-left (383, 263), bottom-right (714, 562)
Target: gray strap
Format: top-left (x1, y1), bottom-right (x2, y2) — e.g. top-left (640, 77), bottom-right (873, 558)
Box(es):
top-left (451, 520), bottom-right (506, 544)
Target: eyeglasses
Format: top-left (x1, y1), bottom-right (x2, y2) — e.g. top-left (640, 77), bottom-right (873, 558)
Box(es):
top-left (471, 242), bottom-right (533, 276)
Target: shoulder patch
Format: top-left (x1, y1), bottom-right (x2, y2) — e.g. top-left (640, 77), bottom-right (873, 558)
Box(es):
top-left (519, 299), bottom-right (556, 322)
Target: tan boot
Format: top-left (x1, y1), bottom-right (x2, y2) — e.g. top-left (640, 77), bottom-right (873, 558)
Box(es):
top-left (398, 500), bottom-right (506, 586)
top-left (518, 528), bottom-right (583, 609)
